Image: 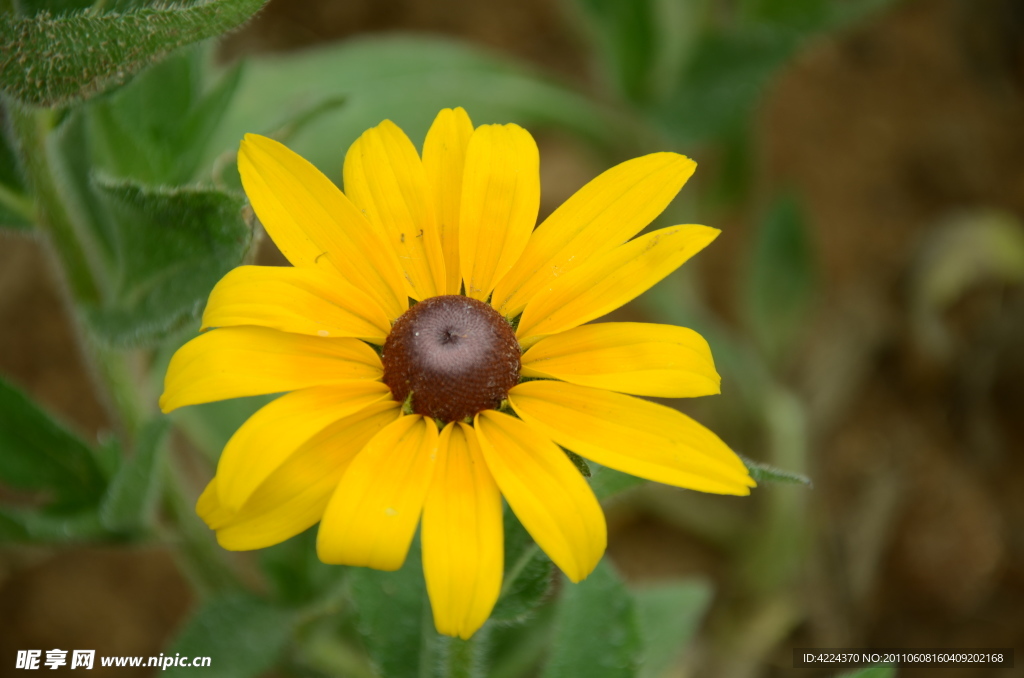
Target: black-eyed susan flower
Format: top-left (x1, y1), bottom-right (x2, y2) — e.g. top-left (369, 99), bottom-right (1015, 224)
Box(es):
top-left (160, 108), bottom-right (755, 639)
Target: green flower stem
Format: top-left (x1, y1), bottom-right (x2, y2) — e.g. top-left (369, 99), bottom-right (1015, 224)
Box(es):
top-left (7, 101), bottom-right (105, 304)
top-left (447, 637), bottom-right (475, 678)
top-left (8, 97), bottom-right (242, 596)
top-left (0, 181), bottom-right (34, 223)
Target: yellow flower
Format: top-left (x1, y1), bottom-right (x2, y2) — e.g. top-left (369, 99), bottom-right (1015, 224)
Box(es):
top-left (160, 108), bottom-right (755, 639)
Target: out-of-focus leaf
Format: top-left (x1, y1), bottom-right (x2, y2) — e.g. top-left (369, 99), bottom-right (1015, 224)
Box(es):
top-left (838, 666), bottom-right (896, 678)
top-left (99, 418), bottom-right (169, 533)
top-left (164, 594), bottom-right (296, 678)
top-left (0, 376), bottom-right (106, 510)
top-left (657, 27), bottom-right (793, 144)
top-left (492, 508), bottom-right (553, 624)
top-left (542, 560), bottom-right (641, 678)
top-left (740, 0), bottom-right (896, 32)
top-left (86, 178), bottom-right (252, 347)
top-left (88, 48), bottom-right (244, 185)
top-left (740, 455), bottom-right (812, 487)
top-left (347, 543), bottom-right (432, 678)
top-left (575, 0), bottom-right (657, 103)
top-left (0, 0), bottom-right (267, 107)
top-left (741, 194), bottom-right (817, 363)
top-left (259, 528), bottom-right (344, 605)
top-left (633, 580), bottom-right (712, 678)
top-left (0, 507), bottom-right (109, 542)
top-left (911, 210), bottom-right (1024, 356)
top-left (659, 0), bottom-right (894, 144)
top-left (207, 35), bottom-right (631, 175)
top-left (590, 463), bottom-right (646, 501)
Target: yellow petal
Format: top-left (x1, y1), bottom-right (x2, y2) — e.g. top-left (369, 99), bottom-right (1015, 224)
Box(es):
top-left (202, 402), bottom-right (401, 550)
top-left (423, 107), bottom-right (474, 295)
top-left (459, 124), bottom-right (540, 301)
top-left (160, 327), bottom-right (383, 412)
top-left (508, 381), bottom-right (754, 495)
top-left (422, 422), bottom-right (503, 639)
top-left (196, 478), bottom-right (234, 530)
top-left (492, 152), bottom-right (696, 317)
top-left (516, 225), bottom-right (719, 348)
top-left (317, 415), bottom-right (439, 571)
top-left (474, 410), bottom-right (605, 582)
top-left (201, 265), bottom-right (392, 343)
top-left (216, 382), bottom-right (393, 511)
top-left (521, 322), bottom-right (720, 397)
top-left (343, 120), bottom-right (446, 300)
top-left (238, 134), bottom-right (408, 319)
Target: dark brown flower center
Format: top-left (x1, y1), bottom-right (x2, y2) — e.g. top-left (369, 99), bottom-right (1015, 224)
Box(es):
top-left (381, 295), bottom-right (521, 423)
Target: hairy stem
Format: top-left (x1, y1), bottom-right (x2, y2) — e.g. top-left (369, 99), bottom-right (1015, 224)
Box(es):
top-left (7, 101), bottom-right (105, 304)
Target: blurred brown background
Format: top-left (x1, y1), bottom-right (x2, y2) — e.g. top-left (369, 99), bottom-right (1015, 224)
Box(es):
top-left (2, 0), bottom-right (1023, 676)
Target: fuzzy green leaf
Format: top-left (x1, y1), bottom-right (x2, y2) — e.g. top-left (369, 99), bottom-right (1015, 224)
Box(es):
top-left (634, 580), bottom-right (712, 678)
top-left (164, 594), bottom-right (296, 678)
top-left (543, 560), bottom-right (641, 678)
top-left (0, 0), bottom-right (267, 107)
top-left (258, 528), bottom-right (344, 606)
top-left (740, 455), bottom-right (812, 487)
top-left (589, 463), bottom-right (646, 501)
top-left (347, 544), bottom-right (431, 678)
top-left (0, 376), bottom-right (107, 510)
top-left (86, 178), bottom-right (252, 347)
top-left (492, 508), bottom-right (553, 624)
top-left (87, 48), bottom-right (244, 185)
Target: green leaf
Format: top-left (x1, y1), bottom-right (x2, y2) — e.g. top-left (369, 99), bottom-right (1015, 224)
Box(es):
top-left (259, 528), bottom-right (344, 605)
top-left (563, 447), bottom-right (591, 478)
top-left (347, 543), bottom-right (431, 678)
top-left (839, 666), bottom-right (896, 678)
top-left (0, 375), bottom-right (106, 510)
top-left (633, 580), bottom-right (712, 678)
top-left (589, 463), bottom-right (646, 501)
top-left (164, 594), bottom-right (297, 678)
top-left (0, 0), bottom-right (267, 107)
top-left (0, 506), bottom-right (109, 542)
top-left (86, 178), bottom-right (252, 347)
top-left (575, 0), bottom-right (657, 103)
top-left (99, 418), bottom-right (169, 533)
top-left (542, 560), bottom-right (641, 678)
top-left (741, 194), bottom-right (817, 363)
top-left (87, 48), bottom-right (244, 185)
top-left (207, 36), bottom-right (630, 176)
top-left (657, 26), bottom-right (794, 144)
top-left (740, 455), bottom-right (812, 487)
top-left (492, 507), bottom-right (553, 625)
